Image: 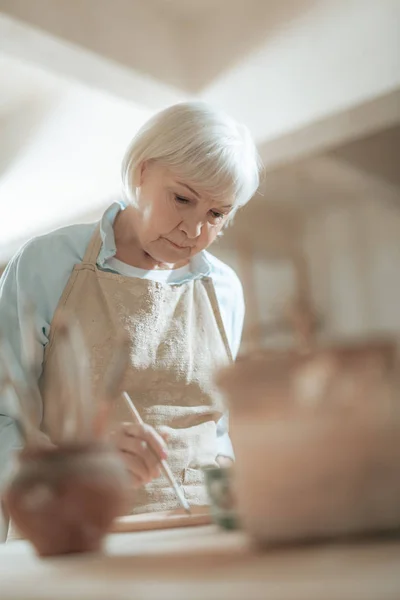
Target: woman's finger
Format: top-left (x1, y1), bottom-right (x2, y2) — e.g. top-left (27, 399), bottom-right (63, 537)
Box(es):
top-left (120, 448), bottom-right (147, 479)
top-left (119, 434), bottom-right (161, 479)
top-left (123, 422), bottom-right (168, 459)
top-left (127, 471), bottom-right (145, 490)
top-left (120, 450), bottom-right (154, 485)
top-left (158, 427), bottom-right (170, 443)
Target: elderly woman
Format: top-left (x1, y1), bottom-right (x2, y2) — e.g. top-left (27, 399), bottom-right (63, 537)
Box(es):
top-left (0, 102), bottom-right (261, 538)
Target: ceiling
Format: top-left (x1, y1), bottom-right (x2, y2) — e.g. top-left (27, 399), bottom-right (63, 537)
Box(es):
top-left (0, 0), bottom-right (319, 92)
top-left (0, 0), bottom-right (399, 264)
top-left (151, 0), bottom-right (236, 18)
top-left (1, 0), bottom-right (398, 148)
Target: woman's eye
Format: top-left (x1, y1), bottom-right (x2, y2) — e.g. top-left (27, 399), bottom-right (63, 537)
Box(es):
top-left (210, 210), bottom-right (224, 221)
top-left (175, 195), bottom-right (190, 204)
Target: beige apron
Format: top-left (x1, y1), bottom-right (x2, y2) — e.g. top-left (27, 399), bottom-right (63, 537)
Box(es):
top-left (4, 226), bottom-right (232, 541)
top-left (40, 226), bottom-right (232, 516)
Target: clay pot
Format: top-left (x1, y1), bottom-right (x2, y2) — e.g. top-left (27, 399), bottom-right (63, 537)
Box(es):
top-left (216, 338), bottom-right (400, 546)
top-left (4, 442), bottom-right (131, 556)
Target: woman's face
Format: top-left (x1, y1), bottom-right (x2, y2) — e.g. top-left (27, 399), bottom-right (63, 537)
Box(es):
top-left (133, 161), bottom-right (233, 264)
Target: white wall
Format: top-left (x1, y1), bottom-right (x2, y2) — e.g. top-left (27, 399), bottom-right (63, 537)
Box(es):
top-left (213, 168), bottom-right (400, 349)
top-left (0, 55), bottom-right (153, 263)
top-left (303, 198), bottom-right (400, 339)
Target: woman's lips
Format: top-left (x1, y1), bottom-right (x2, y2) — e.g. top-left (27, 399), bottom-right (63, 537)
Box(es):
top-left (163, 238), bottom-right (192, 250)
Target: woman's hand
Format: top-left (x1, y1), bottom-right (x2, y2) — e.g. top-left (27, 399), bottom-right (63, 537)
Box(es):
top-left (111, 422), bottom-right (168, 489)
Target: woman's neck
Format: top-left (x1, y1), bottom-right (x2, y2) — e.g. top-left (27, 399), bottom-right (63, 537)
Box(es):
top-left (113, 206), bottom-right (188, 271)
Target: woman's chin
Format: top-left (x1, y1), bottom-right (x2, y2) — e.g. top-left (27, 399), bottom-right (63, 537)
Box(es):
top-left (147, 240), bottom-right (192, 265)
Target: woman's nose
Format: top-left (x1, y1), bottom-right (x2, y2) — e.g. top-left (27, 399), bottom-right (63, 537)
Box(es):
top-left (179, 219), bottom-right (202, 239)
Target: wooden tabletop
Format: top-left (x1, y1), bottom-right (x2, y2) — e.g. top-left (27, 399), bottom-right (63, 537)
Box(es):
top-left (1, 525), bottom-right (400, 599)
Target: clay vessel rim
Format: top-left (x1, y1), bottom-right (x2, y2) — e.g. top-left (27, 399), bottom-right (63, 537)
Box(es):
top-left (19, 441), bottom-right (114, 462)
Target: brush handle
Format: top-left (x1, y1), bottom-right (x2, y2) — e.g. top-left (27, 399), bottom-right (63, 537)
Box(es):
top-left (121, 392), bottom-right (191, 514)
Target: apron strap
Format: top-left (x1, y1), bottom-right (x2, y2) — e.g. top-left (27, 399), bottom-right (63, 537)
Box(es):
top-left (202, 278), bottom-right (234, 364)
top-left (82, 224), bottom-right (103, 266)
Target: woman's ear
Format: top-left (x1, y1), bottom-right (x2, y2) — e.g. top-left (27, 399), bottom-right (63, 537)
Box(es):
top-left (133, 161), bottom-right (148, 187)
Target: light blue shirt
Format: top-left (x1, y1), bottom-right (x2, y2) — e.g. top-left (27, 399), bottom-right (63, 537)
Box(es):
top-left (0, 202), bottom-right (244, 487)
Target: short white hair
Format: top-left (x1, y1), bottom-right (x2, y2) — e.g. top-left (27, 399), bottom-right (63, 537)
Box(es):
top-left (121, 101), bottom-right (262, 211)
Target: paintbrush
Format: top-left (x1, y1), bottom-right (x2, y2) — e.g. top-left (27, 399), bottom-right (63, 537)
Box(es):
top-left (20, 301), bottom-right (37, 372)
top-left (53, 319), bottom-right (77, 442)
top-left (19, 302), bottom-right (45, 426)
top-left (50, 311), bottom-right (94, 443)
top-left (122, 391), bottom-right (191, 515)
top-left (65, 316), bottom-right (92, 440)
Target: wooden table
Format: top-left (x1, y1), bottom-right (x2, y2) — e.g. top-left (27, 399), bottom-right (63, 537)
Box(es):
top-left (1, 525), bottom-right (400, 599)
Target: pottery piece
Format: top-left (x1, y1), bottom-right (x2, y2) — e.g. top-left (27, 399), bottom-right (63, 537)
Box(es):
top-left (4, 442), bottom-right (131, 556)
top-left (203, 467), bottom-right (238, 530)
top-left (216, 338), bottom-right (400, 546)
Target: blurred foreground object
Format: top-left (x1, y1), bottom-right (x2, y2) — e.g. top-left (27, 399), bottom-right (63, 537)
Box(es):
top-left (217, 336), bottom-right (400, 546)
top-left (0, 311), bottom-right (130, 556)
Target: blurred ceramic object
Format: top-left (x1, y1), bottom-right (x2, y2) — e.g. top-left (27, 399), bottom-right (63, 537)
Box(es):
top-left (4, 442), bottom-right (131, 556)
top-left (203, 466), bottom-right (238, 530)
top-left (216, 338), bottom-right (400, 546)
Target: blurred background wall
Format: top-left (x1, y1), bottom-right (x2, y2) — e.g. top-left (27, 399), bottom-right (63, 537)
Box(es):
top-left (0, 0), bottom-right (399, 349)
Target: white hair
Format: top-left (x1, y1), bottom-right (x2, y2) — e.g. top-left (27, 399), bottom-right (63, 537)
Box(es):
top-left (121, 102), bottom-right (262, 213)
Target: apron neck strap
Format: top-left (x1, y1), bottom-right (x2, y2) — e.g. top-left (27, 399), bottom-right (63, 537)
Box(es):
top-left (82, 224), bottom-right (103, 266)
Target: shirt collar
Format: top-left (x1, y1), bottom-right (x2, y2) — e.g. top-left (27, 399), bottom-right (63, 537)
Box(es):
top-left (97, 200), bottom-right (211, 279)
top-left (97, 200), bottom-right (124, 266)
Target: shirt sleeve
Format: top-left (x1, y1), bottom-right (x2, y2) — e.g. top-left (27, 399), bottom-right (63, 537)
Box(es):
top-left (0, 246), bottom-right (49, 492)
